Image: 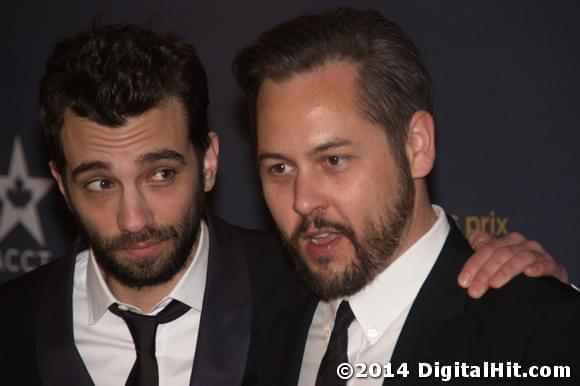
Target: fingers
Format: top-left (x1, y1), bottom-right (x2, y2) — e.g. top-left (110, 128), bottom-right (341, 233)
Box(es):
top-left (459, 232), bottom-right (526, 289)
top-left (484, 243), bottom-right (542, 288)
top-left (459, 231), bottom-right (569, 299)
top-left (468, 230), bottom-right (493, 250)
top-left (461, 244), bottom-right (525, 299)
top-left (524, 258), bottom-right (569, 283)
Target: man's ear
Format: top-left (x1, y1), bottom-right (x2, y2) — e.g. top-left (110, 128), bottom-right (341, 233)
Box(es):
top-left (202, 132), bottom-right (219, 192)
top-left (405, 111), bottom-right (436, 178)
top-left (49, 161), bottom-right (71, 207)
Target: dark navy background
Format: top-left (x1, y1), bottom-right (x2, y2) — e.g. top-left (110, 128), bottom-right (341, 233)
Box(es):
top-left (1, 1), bottom-right (579, 283)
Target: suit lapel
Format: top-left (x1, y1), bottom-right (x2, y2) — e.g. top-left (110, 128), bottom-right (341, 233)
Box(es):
top-left (263, 288), bottom-right (318, 386)
top-left (387, 220), bottom-right (471, 384)
top-left (36, 239), bottom-right (94, 386)
top-left (189, 214), bottom-right (253, 386)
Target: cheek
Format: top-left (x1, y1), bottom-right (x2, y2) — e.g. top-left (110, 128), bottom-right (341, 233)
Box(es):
top-left (74, 202), bottom-right (118, 238)
top-left (149, 184), bottom-right (196, 223)
top-left (262, 182), bottom-right (296, 237)
top-left (332, 169), bottom-right (394, 224)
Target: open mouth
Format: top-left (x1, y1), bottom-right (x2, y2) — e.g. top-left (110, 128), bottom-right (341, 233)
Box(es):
top-left (309, 232), bottom-right (338, 244)
top-left (302, 229), bottom-right (343, 257)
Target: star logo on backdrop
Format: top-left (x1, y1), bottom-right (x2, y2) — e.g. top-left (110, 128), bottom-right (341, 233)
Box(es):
top-left (0, 137), bottom-right (53, 246)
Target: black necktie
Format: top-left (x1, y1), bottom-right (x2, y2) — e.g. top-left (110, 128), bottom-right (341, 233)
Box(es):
top-left (316, 300), bottom-right (355, 386)
top-left (109, 300), bottom-right (191, 386)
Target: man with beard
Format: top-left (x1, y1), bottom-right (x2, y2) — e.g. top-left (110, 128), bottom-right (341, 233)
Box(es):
top-left (0, 20), bottom-right (567, 386)
top-left (0, 23), bottom-right (291, 386)
top-left (233, 7), bottom-right (580, 385)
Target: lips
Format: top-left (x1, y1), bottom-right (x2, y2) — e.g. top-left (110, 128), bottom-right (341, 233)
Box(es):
top-left (302, 229), bottom-right (343, 258)
top-left (119, 241), bottom-right (163, 259)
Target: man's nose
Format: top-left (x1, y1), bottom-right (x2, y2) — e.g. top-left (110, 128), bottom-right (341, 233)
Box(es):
top-left (116, 187), bottom-right (153, 234)
top-left (292, 170), bottom-right (328, 217)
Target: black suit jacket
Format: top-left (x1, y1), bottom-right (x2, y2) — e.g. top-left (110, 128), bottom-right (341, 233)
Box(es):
top-left (249, 221), bottom-right (580, 385)
top-left (0, 212), bottom-right (293, 386)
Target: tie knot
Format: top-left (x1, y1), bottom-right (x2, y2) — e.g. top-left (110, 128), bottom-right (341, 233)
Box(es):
top-left (109, 300), bottom-right (190, 352)
top-left (109, 299), bottom-right (191, 324)
top-left (334, 300), bottom-right (355, 331)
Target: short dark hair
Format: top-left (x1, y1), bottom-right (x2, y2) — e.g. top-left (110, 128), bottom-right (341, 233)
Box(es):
top-left (233, 7), bottom-right (433, 166)
top-left (40, 23), bottom-right (210, 174)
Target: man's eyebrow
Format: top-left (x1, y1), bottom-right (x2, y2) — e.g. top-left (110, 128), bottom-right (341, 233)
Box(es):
top-left (136, 149), bottom-right (187, 166)
top-left (258, 152), bottom-right (288, 163)
top-left (71, 161), bottom-right (111, 182)
top-left (258, 139), bottom-right (354, 164)
top-left (306, 139), bottom-right (353, 156)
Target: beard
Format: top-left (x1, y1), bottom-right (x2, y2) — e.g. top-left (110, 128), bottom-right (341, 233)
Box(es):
top-left (279, 165), bottom-right (415, 301)
top-left (72, 181), bottom-right (204, 290)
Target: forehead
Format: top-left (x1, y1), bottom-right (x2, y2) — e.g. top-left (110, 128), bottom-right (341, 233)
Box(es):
top-left (256, 61), bottom-right (387, 152)
top-left (60, 98), bottom-right (191, 167)
top-left (258, 61), bottom-right (360, 114)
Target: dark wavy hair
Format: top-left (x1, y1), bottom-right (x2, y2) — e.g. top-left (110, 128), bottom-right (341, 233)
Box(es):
top-left (233, 7), bottom-right (433, 168)
top-left (39, 23), bottom-right (210, 174)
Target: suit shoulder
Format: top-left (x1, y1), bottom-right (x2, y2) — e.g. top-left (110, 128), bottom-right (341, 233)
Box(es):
top-left (205, 212), bottom-right (298, 292)
top-left (465, 274), bottom-right (580, 338)
top-left (0, 255), bottom-right (71, 356)
top-left (475, 274), bottom-right (579, 309)
top-left (236, 227), bottom-right (298, 291)
top-left (0, 255), bottom-right (69, 304)
top-left (224, 221), bottom-right (292, 275)
top-left (237, 228), bottom-right (286, 262)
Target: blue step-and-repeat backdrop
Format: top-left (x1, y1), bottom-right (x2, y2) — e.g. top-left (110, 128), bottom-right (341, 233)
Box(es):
top-left (1, 0), bottom-right (579, 283)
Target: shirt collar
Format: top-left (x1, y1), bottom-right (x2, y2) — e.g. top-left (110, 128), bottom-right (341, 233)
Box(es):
top-left (86, 220), bottom-right (209, 323)
top-left (345, 205), bottom-right (450, 344)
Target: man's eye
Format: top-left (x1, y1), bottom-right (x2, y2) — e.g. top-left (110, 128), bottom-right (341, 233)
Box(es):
top-left (151, 169), bottom-right (175, 182)
top-left (325, 155), bottom-right (345, 167)
top-left (269, 163), bottom-right (288, 175)
top-left (85, 179), bottom-right (113, 192)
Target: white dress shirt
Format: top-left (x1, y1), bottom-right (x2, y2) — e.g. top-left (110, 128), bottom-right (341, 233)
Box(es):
top-left (298, 206), bottom-right (450, 386)
top-left (73, 221), bottom-right (209, 386)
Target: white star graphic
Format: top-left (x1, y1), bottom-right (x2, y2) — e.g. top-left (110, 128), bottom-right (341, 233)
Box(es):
top-left (0, 137), bottom-right (53, 246)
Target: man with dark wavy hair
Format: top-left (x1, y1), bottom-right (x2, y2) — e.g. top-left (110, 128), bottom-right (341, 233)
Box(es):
top-left (0, 18), bottom-right (568, 386)
top-left (0, 23), bottom-right (292, 386)
top-left (234, 8), bottom-right (580, 385)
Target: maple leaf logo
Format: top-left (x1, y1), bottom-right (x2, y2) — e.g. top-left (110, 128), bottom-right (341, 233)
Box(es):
top-left (7, 177), bottom-right (32, 208)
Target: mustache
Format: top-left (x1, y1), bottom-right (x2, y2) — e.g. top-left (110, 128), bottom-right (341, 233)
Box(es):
top-left (290, 216), bottom-right (355, 244)
top-left (98, 225), bottom-right (179, 250)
